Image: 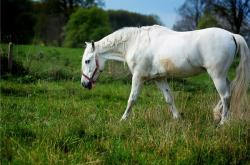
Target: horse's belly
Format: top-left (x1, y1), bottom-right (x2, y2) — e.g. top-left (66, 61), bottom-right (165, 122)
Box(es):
top-left (159, 58), bottom-right (204, 77)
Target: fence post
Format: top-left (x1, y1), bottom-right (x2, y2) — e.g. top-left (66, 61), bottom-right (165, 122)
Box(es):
top-left (8, 42), bottom-right (13, 73)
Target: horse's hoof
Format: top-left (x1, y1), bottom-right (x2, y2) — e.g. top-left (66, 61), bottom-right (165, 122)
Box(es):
top-left (173, 112), bottom-right (183, 120)
top-left (213, 111), bottom-right (221, 123)
top-left (219, 120), bottom-right (225, 125)
top-left (120, 116), bottom-right (128, 122)
top-left (219, 118), bottom-right (229, 125)
top-left (173, 115), bottom-right (179, 119)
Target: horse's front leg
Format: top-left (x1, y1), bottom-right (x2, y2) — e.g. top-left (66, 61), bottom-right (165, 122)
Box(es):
top-left (120, 73), bottom-right (142, 121)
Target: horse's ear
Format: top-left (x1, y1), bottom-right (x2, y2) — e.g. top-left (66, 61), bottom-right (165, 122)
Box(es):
top-left (83, 42), bottom-right (89, 48)
top-left (91, 40), bottom-right (95, 51)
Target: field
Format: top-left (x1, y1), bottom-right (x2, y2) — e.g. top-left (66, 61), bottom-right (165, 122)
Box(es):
top-left (1, 44), bottom-right (250, 164)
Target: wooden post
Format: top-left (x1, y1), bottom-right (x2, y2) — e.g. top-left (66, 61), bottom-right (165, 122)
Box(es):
top-left (8, 42), bottom-right (13, 73)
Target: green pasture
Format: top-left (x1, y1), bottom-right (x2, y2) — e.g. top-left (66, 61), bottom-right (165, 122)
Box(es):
top-left (0, 44), bottom-right (249, 164)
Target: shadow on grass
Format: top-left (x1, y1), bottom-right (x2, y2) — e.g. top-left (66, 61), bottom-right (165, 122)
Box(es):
top-left (55, 126), bottom-right (99, 153)
top-left (1, 126), bottom-right (37, 163)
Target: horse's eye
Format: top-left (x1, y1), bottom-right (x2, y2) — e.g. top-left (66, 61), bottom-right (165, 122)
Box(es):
top-left (85, 60), bottom-right (90, 64)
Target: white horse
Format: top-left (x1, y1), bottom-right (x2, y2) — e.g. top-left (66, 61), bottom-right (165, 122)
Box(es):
top-left (81, 25), bottom-right (250, 125)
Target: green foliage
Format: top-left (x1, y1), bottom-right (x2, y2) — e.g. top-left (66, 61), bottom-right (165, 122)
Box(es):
top-left (34, 12), bottom-right (66, 47)
top-left (107, 10), bottom-right (162, 31)
top-left (1, 0), bottom-right (36, 44)
top-left (197, 12), bottom-right (220, 29)
top-left (33, 0), bottom-right (104, 46)
top-left (64, 7), bottom-right (111, 47)
top-left (3, 0), bottom-right (163, 46)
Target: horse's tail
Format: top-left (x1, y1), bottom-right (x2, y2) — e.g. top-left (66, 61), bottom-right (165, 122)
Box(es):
top-left (230, 34), bottom-right (250, 114)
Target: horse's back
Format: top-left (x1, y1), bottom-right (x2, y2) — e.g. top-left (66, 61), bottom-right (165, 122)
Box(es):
top-left (140, 26), bottom-right (237, 78)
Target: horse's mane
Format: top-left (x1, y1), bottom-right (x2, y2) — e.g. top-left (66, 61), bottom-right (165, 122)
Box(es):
top-left (96, 25), bottom-right (164, 51)
top-left (96, 27), bottom-right (139, 50)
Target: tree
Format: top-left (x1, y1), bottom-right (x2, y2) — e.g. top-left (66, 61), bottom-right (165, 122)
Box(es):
top-left (32, 1), bottom-right (65, 46)
top-left (33, 0), bottom-right (104, 46)
top-left (173, 0), bottom-right (215, 31)
top-left (197, 12), bottom-right (220, 29)
top-left (40, 0), bottom-right (104, 18)
top-left (63, 7), bottom-right (111, 47)
top-left (1, 0), bottom-right (36, 43)
top-left (214, 0), bottom-right (250, 34)
top-left (174, 0), bottom-right (250, 35)
top-left (107, 10), bottom-right (162, 31)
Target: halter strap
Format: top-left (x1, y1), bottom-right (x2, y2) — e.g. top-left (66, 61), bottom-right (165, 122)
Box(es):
top-left (82, 57), bottom-right (100, 83)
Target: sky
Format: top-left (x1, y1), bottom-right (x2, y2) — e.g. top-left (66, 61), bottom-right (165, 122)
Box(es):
top-left (104, 0), bottom-right (185, 28)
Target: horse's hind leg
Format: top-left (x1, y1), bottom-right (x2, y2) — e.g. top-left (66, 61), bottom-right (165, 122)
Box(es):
top-left (213, 100), bottom-right (222, 122)
top-left (156, 80), bottom-right (180, 119)
top-left (213, 78), bottom-right (230, 122)
top-left (210, 76), bottom-right (231, 125)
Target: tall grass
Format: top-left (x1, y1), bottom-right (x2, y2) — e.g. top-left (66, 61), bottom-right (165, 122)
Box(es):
top-left (1, 44), bottom-right (250, 164)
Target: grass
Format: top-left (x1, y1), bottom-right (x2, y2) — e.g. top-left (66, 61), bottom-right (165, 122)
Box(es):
top-left (1, 44), bottom-right (250, 164)
top-left (0, 44), bottom-right (83, 81)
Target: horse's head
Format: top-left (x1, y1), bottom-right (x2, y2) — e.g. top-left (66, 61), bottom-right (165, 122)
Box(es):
top-left (81, 41), bottom-right (104, 89)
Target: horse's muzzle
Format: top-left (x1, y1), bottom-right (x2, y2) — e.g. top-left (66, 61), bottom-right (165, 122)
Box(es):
top-left (82, 81), bottom-right (92, 90)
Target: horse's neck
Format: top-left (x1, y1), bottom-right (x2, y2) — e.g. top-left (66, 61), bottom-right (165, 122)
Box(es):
top-left (96, 28), bottom-right (139, 62)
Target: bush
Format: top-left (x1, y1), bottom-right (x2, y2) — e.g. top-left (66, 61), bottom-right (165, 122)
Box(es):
top-left (64, 7), bottom-right (111, 47)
